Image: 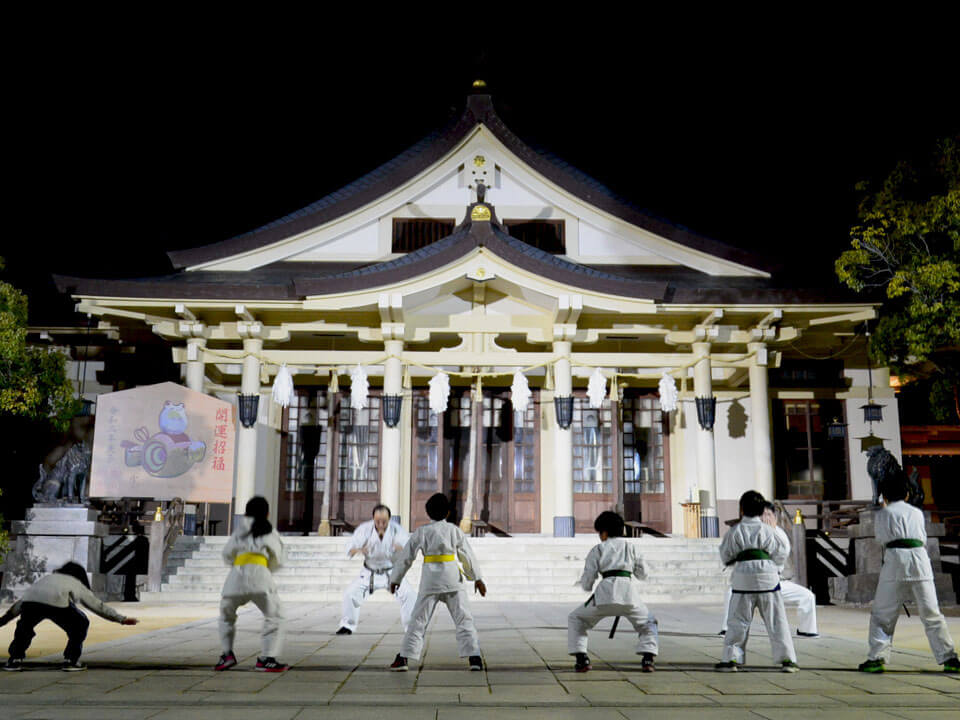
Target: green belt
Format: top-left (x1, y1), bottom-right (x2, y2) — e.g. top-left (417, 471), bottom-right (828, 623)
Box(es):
top-left (735, 549), bottom-right (772, 562)
top-left (886, 539), bottom-right (924, 549)
top-left (601, 570), bottom-right (632, 579)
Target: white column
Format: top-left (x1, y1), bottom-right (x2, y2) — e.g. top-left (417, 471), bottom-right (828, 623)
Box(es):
top-left (185, 338), bottom-right (206, 392)
top-left (553, 340), bottom-right (574, 536)
top-left (380, 339), bottom-right (403, 523)
top-left (234, 337), bottom-right (262, 526)
top-left (693, 342), bottom-right (719, 537)
top-left (748, 342), bottom-right (775, 501)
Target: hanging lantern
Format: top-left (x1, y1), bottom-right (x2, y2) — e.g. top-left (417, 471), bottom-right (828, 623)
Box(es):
top-left (382, 395), bottom-right (403, 428)
top-left (428, 372), bottom-right (451, 414)
top-left (350, 365), bottom-right (369, 410)
top-left (587, 368), bottom-right (607, 409)
top-left (554, 396), bottom-right (574, 429)
top-left (511, 370), bottom-right (531, 414)
top-left (861, 403), bottom-right (884, 423)
top-left (827, 417), bottom-right (847, 439)
top-left (237, 393), bottom-right (260, 428)
top-left (695, 396), bottom-right (717, 431)
top-left (658, 371), bottom-right (679, 413)
top-left (271, 363), bottom-right (295, 408)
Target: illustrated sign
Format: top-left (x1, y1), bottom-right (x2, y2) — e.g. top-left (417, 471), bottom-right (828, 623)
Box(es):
top-left (91, 382), bottom-right (235, 502)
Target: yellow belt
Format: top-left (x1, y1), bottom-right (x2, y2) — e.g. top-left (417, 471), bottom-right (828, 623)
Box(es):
top-left (423, 554), bottom-right (456, 563)
top-left (234, 552), bottom-right (268, 567)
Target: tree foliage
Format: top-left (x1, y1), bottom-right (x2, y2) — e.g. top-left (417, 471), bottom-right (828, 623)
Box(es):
top-left (0, 257), bottom-right (78, 430)
top-left (836, 136), bottom-right (960, 422)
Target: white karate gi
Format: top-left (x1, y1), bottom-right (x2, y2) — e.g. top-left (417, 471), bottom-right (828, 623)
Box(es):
top-left (389, 519), bottom-right (482, 660)
top-left (219, 518), bottom-right (286, 658)
top-left (720, 526), bottom-right (817, 635)
top-left (867, 500), bottom-right (956, 664)
top-left (567, 536), bottom-right (658, 656)
top-left (339, 519), bottom-right (416, 632)
top-left (719, 516), bottom-right (796, 664)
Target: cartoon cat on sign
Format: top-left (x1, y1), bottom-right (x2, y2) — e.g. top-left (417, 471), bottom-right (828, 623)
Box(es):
top-left (122, 401), bottom-right (207, 477)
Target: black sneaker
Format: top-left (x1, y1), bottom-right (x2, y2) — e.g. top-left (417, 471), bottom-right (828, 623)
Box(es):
top-left (61, 659), bottom-right (87, 672)
top-left (390, 654), bottom-right (408, 672)
top-left (641, 653), bottom-right (656, 673)
top-left (3, 657), bottom-right (23, 672)
top-left (718, 629), bottom-right (726, 636)
top-left (943, 656), bottom-right (960, 673)
top-left (255, 657), bottom-right (288, 672)
top-left (335, 627), bottom-right (352, 635)
top-left (214, 651), bottom-right (237, 671)
top-left (797, 631), bottom-right (819, 638)
top-left (574, 653), bottom-right (591, 673)
top-left (714, 661), bottom-right (738, 672)
top-left (468, 655), bottom-right (483, 671)
top-left (858, 658), bottom-right (884, 673)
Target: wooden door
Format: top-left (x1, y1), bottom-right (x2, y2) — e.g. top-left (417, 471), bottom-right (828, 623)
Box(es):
top-left (476, 391), bottom-right (511, 530)
top-left (411, 391), bottom-right (442, 529)
top-left (621, 392), bottom-right (671, 533)
top-left (573, 394), bottom-right (618, 533)
top-left (509, 389), bottom-right (540, 533)
top-left (276, 389), bottom-right (332, 533)
top-left (334, 393), bottom-right (381, 526)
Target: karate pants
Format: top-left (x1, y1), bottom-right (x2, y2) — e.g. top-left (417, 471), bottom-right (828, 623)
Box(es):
top-left (399, 590), bottom-right (480, 660)
top-left (868, 578), bottom-right (956, 664)
top-left (8, 602), bottom-right (89, 662)
top-left (339, 569), bottom-right (416, 633)
top-left (567, 602), bottom-right (659, 656)
top-left (722, 590), bottom-right (797, 664)
top-left (720, 581), bottom-right (818, 635)
top-left (219, 592), bottom-right (284, 658)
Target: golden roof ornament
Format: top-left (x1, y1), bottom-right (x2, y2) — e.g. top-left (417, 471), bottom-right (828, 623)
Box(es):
top-left (472, 79), bottom-right (487, 89)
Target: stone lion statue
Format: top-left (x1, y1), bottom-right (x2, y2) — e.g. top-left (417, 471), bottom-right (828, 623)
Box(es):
top-left (31, 415), bottom-right (94, 505)
top-left (865, 445), bottom-right (924, 508)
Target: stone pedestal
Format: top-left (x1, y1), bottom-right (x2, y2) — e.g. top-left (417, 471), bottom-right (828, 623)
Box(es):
top-left (1, 505), bottom-right (108, 601)
top-left (829, 508), bottom-right (956, 606)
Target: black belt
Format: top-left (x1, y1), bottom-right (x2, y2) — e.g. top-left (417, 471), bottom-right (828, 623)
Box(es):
top-left (733, 583), bottom-right (782, 594)
top-left (601, 570), bottom-right (632, 579)
top-left (363, 563), bottom-right (391, 594)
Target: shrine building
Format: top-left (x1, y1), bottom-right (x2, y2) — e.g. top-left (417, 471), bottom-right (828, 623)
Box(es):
top-left (56, 86), bottom-right (900, 537)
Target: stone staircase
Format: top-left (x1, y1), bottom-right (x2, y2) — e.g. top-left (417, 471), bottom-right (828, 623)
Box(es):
top-left (141, 535), bottom-right (728, 604)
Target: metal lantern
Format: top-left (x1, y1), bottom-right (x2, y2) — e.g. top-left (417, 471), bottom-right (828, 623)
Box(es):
top-left (237, 394), bottom-right (259, 429)
top-left (382, 394), bottom-right (403, 428)
top-left (554, 396), bottom-right (574, 429)
top-left (827, 417), bottom-right (847, 440)
top-left (695, 396), bottom-right (717, 431)
top-left (861, 403), bottom-right (883, 423)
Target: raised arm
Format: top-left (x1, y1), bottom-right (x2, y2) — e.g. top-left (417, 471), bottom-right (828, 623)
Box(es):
top-left (770, 527), bottom-right (791, 569)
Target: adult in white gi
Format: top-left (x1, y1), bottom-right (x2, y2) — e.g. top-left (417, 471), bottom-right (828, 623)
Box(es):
top-left (388, 493), bottom-right (485, 671)
top-left (336, 504), bottom-right (415, 635)
top-left (568, 511), bottom-right (658, 672)
top-left (217, 496), bottom-right (288, 672)
top-left (720, 504), bottom-right (818, 637)
top-left (717, 491), bottom-right (798, 672)
top-left (859, 472), bottom-right (958, 673)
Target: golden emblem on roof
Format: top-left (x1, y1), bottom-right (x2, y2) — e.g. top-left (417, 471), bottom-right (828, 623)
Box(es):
top-left (471, 205), bottom-right (491, 222)
top-left (473, 155), bottom-right (486, 167)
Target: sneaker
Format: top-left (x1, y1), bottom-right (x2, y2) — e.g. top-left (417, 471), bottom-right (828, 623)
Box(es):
top-left (797, 631), bottom-right (819, 638)
top-left (574, 653), bottom-right (591, 673)
top-left (858, 658), bottom-right (884, 673)
top-left (214, 651), bottom-right (237, 671)
top-left (718, 629), bottom-right (726, 636)
top-left (468, 655), bottom-right (483, 671)
top-left (335, 627), bottom-right (352, 635)
top-left (641, 653), bottom-right (656, 673)
top-left (781, 660), bottom-right (800, 673)
top-left (61, 659), bottom-right (86, 672)
top-left (390, 654), bottom-right (408, 672)
top-left (255, 657), bottom-right (288, 672)
top-left (943, 656), bottom-right (960, 673)
top-left (714, 661), bottom-right (738, 672)
top-left (3, 657), bottom-right (23, 672)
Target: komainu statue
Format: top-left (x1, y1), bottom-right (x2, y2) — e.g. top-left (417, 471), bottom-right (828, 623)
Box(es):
top-left (865, 445), bottom-right (924, 508)
top-left (31, 415), bottom-right (94, 505)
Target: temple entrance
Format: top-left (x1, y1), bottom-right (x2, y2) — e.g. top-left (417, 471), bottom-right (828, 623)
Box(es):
top-left (620, 391), bottom-right (671, 533)
top-left (411, 387), bottom-right (540, 532)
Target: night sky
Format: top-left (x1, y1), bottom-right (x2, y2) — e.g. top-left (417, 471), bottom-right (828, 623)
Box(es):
top-left (5, 19), bottom-right (958, 324)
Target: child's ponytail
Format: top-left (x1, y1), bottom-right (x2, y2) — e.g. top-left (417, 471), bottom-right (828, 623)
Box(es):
top-left (245, 496), bottom-right (273, 538)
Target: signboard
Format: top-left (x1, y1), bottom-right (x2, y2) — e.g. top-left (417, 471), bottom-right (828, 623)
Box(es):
top-left (91, 382), bottom-right (235, 502)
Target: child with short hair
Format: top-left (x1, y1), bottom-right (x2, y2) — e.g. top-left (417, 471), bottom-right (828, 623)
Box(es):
top-left (388, 493), bottom-right (486, 672)
top-left (216, 496), bottom-right (288, 672)
top-left (717, 490), bottom-right (798, 673)
top-left (858, 472), bottom-right (958, 673)
top-left (568, 511), bottom-right (658, 673)
top-left (1, 562), bottom-right (139, 671)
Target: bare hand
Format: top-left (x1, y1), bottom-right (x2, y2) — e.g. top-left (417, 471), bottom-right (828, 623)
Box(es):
top-left (122, 618), bottom-right (139, 625)
top-left (390, 583), bottom-right (400, 595)
top-left (475, 580), bottom-right (487, 597)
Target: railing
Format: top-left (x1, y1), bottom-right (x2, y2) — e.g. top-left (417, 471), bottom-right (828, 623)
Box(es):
top-left (147, 498), bottom-right (185, 592)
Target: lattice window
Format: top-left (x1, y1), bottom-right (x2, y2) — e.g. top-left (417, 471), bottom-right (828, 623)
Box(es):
top-left (621, 395), bottom-right (664, 495)
top-left (338, 397), bottom-right (380, 494)
top-left (414, 395), bottom-right (440, 493)
top-left (283, 391), bottom-right (329, 493)
top-left (392, 218), bottom-right (456, 252)
top-left (572, 397), bottom-right (614, 494)
top-left (513, 400), bottom-right (537, 494)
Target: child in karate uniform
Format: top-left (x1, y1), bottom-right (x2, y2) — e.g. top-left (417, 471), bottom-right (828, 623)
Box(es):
top-left (388, 493), bottom-right (485, 671)
top-left (716, 490), bottom-right (798, 673)
top-left (858, 472), bottom-right (959, 673)
top-left (215, 496), bottom-right (288, 672)
top-left (567, 511), bottom-right (658, 673)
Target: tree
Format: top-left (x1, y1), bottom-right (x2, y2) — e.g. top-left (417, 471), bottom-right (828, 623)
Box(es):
top-left (836, 135), bottom-right (960, 421)
top-left (0, 257), bottom-right (78, 430)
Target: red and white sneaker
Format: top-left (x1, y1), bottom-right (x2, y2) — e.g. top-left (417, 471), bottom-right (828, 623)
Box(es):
top-left (255, 656), bottom-right (289, 672)
top-left (390, 654), bottom-right (409, 672)
top-left (214, 652), bottom-right (238, 671)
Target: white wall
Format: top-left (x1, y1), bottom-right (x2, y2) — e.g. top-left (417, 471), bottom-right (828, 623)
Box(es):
top-left (843, 367), bottom-right (902, 500)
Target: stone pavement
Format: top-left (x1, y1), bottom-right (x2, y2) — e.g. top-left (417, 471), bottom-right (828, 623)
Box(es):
top-left (1, 601), bottom-right (958, 719)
